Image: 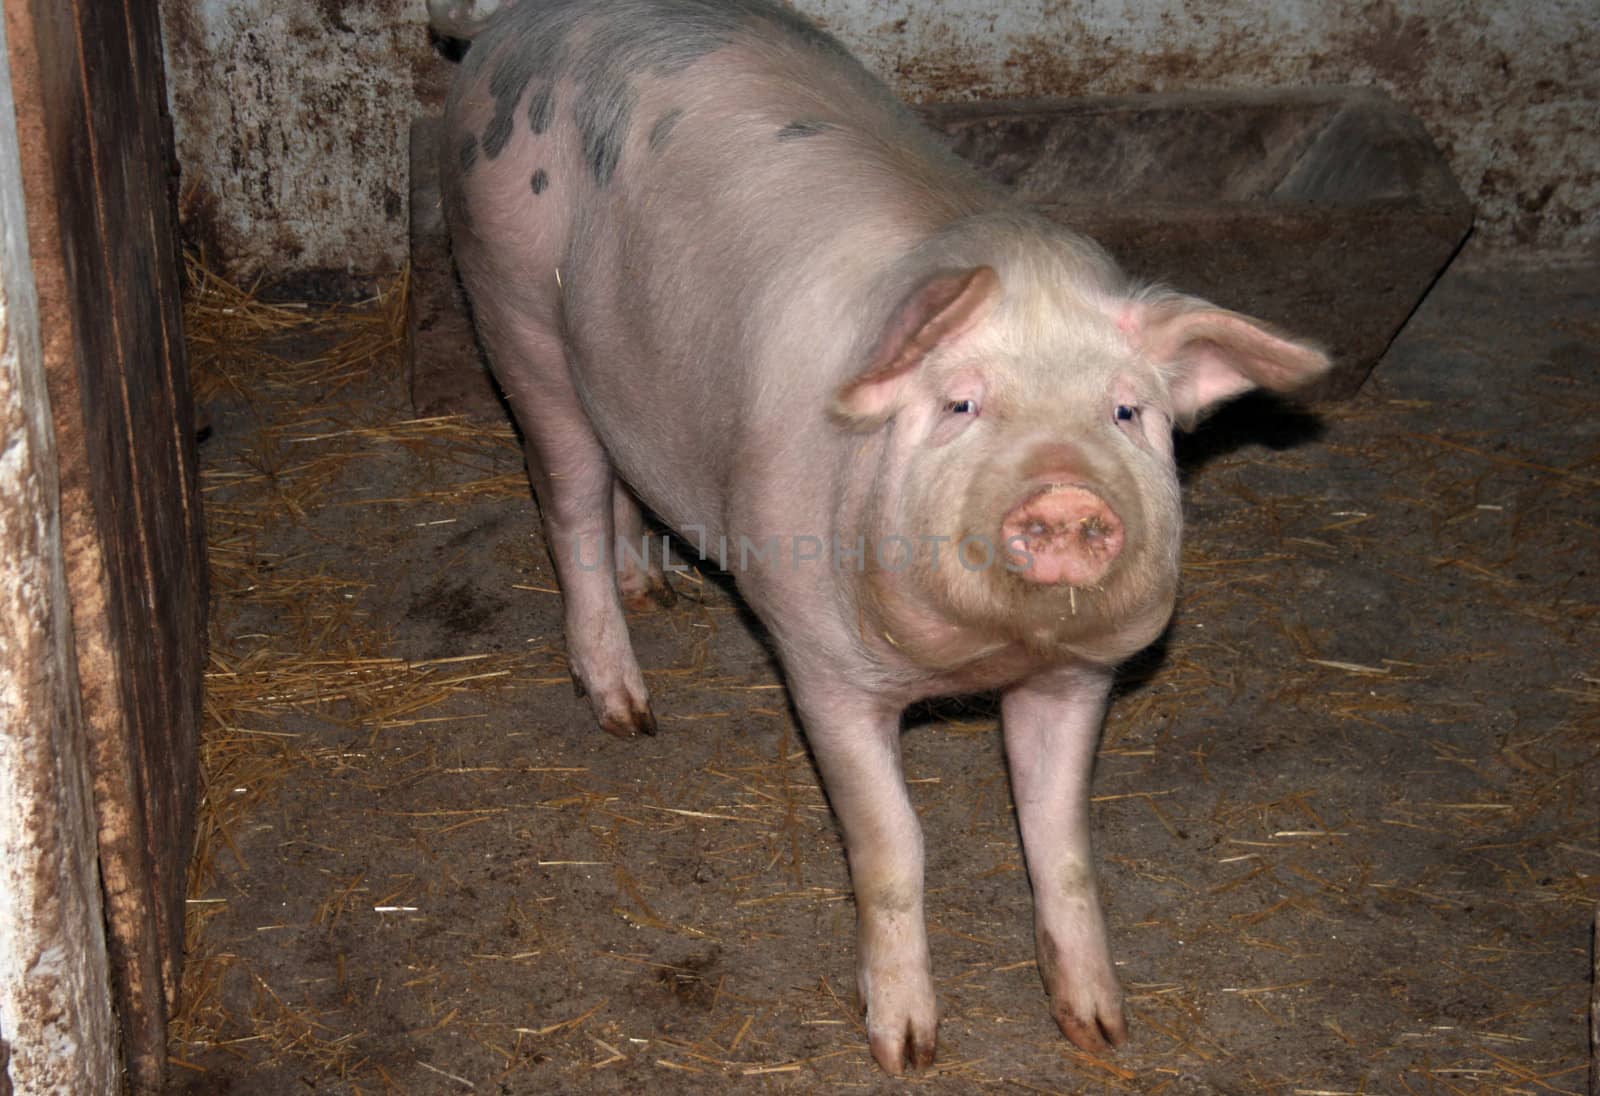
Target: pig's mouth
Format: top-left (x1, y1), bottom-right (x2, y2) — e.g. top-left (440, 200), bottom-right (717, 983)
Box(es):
top-left (1000, 483), bottom-right (1125, 588)
top-left (868, 473), bottom-right (1174, 671)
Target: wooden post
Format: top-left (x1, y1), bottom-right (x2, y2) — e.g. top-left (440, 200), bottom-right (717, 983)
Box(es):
top-left (4, 0), bottom-right (205, 1090)
top-left (0, 10), bottom-right (121, 1090)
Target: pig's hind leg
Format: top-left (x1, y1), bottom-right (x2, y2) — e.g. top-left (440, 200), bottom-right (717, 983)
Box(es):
top-left (480, 312), bottom-right (658, 737)
top-left (612, 481), bottom-right (675, 612)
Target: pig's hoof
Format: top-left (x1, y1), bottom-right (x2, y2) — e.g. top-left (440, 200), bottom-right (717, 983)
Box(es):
top-left (862, 976), bottom-right (939, 1074)
top-left (570, 673), bottom-right (656, 735)
top-left (598, 699), bottom-right (658, 738)
top-left (619, 575), bottom-right (676, 613)
top-left (1051, 994), bottom-right (1127, 1055)
top-left (1039, 930), bottom-right (1127, 1054)
top-left (867, 1013), bottom-right (938, 1075)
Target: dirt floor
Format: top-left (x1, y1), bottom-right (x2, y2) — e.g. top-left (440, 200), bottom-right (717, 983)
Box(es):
top-left (164, 260), bottom-right (1598, 1094)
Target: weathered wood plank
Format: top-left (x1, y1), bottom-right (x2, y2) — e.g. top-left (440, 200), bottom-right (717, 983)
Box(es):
top-left (5, 0), bottom-right (205, 1090)
top-left (0, 11), bottom-right (120, 1090)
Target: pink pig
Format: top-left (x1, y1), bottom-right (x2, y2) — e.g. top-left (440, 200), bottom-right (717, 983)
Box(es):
top-left (438, 0), bottom-right (1330, 1073)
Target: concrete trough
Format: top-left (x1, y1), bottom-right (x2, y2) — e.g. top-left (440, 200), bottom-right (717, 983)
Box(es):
top-left (924, 86), bottom-right (1474, 399)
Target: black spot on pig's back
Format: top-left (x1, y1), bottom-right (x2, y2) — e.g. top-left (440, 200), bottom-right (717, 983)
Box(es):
top-left (462, 0), bottom-right (870, 186)
top-left (648, 108), bottom-right (684, 152)
top-left (776, 119), bottom-right (833, 140)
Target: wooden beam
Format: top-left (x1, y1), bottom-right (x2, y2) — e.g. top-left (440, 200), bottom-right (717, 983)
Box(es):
top-left (0, 10), bottom-right (120, 1090)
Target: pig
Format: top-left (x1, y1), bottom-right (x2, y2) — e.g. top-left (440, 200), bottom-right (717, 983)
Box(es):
top-left (437, 0), bottom-right (1331, 1074)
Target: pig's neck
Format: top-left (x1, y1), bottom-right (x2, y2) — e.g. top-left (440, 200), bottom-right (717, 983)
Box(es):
top-left (857, 561), bottom-right (1103, 701)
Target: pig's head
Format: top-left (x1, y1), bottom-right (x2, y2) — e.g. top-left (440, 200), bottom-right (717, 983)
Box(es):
top-left (832, 215), bottom-right (1330, 668)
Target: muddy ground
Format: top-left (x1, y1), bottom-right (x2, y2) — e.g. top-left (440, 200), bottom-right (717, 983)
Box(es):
top-left (164, 262), bottom-right (1597, 1094)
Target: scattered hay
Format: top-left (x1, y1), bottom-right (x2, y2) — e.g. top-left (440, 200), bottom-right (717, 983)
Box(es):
top-left (185, 250), bottom-right (411, 405)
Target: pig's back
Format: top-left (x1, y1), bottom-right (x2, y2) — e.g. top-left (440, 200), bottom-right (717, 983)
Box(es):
top-left (443, 0), bottom-right (998, 533)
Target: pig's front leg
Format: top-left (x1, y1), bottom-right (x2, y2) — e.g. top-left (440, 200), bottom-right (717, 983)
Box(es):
top-left (789, 675), bottom-right (938, 1074)
top-left (1002, 664), bottom-right (1127, 1053)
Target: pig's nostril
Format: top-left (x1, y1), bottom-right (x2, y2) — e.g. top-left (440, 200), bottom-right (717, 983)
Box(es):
top-left (1002, 485), bottom-right (1125, 587)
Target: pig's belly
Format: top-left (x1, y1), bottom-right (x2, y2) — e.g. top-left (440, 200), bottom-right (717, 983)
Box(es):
top-left (567, 338), bottom-right (739, 544)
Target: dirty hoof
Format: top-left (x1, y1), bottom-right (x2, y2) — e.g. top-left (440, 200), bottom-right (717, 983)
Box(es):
top-left (620, 575), bottom-right (676, 613)
top-left (1038, 928), bottom-right (1127, 1055)
top-left (599, 700), bottom-right (658, 738)
top-left (568, 662), bottom-right (655, 737)
top-left (868, 1017), bottom-right (937, 1075)
top-left (1056, 1007), bottom-right (1126, 1055)
top-left (1049, 979), bottom-right (1127, 1055)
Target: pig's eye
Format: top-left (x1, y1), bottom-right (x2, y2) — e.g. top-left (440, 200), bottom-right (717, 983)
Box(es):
top-left (946, 399), bottom-right (979, 415)
top-left (1114, 404), bottom-right (1139, 423)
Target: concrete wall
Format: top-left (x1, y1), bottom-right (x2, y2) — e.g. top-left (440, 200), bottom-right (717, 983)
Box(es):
top-left (160, 0), bottom-right (1598, 285)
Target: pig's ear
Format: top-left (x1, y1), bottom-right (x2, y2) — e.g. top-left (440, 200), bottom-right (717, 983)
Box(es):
top-left (1124, 299), bottom-right (1331, 428)
top-left (830, 266), bottom-right (1000, 431)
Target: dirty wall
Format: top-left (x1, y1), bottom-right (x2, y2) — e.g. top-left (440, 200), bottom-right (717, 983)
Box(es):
top-left (160, 0), bottom-right (1597, 286)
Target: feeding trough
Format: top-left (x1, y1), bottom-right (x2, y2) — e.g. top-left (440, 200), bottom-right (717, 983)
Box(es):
top-left (922, 87), bottom-right (1473, 400)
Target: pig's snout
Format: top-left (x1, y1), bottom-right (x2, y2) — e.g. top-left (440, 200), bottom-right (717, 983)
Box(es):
top-left (1003, 485), bottom-right (1124, 587)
